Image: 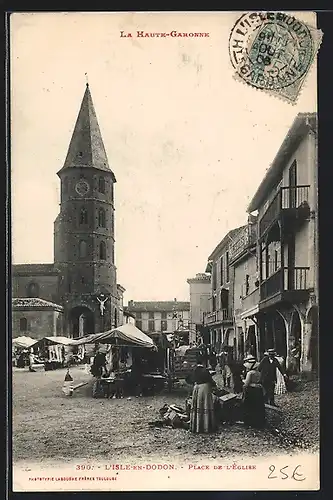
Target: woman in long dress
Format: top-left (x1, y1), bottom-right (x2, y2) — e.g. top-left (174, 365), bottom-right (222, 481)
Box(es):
top-left (242, 355), bottom-right (266, 429)
top-left (29, 349), bottom-right (36, 372)
top-left (274, 355), bottom-right (287, 395)
top-left (190, 363), bottom-right (217, 434)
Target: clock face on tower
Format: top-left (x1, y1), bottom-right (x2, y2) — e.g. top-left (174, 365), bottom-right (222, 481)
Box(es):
top-left (75, 179), bottom-right (90, 196)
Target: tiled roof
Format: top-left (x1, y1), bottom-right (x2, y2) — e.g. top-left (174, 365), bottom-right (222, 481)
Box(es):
top-left (13, 263), bottom-right (58, 275)
top-left (208, 225), bottom-right (247, 261)
top-left (123, 309), bottom-right (136, 318)
top-left (247, 112), bottom-right (317, 213)
top-left (126, 301), bottom-right (190, 312)
top-left (12, 298), bottom-right (63, 310)
top-left (187, 273), bottom-right (211, 283)
top-left (57, 84), bottom-right (116, 180)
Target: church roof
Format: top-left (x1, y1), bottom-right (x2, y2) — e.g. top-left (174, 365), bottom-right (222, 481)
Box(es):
top-left (12, 297), bottom-right (63, 311)
top-left (13, 263), bottom-right (58, 276)
top-left (58, 84), bottom-right (116, 181)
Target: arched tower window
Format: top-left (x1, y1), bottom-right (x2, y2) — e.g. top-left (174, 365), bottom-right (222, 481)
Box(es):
top-left (79, 207), bottom-right (88, 225)
top-left (20, 317), bottom-right (28, 331)
top-left (26, 282), bottom-right (39, 298)
top-left (79, 240), bottom-right (87, 258)
top-left (99, 241), bottom-right (106, 260)
top-left (63, 176), bottom-right (69, 194)
top-left (98, 208), bottom-right (106, 228)
top-left (98, 176), bottom-right (105, 194)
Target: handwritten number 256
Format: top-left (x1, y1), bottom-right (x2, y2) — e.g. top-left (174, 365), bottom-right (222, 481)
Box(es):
top-left (268, 465), bottom-right (306, 481)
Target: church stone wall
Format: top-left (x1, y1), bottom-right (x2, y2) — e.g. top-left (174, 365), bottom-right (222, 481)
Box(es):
top-left (12, 309), bottom-right (63, 340)
top-left (12, 274), bottom-right (60, 303)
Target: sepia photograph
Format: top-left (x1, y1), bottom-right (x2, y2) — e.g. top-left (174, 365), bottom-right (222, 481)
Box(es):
top-left (9, 11), bottom-right (320, 492)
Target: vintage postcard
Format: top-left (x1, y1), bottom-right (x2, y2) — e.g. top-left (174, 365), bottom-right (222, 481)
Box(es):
top-left (9, 11), bottom-right (320, 492)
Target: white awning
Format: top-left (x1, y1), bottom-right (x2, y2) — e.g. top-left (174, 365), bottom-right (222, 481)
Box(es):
top-left (72, 324), bottom-right (156, 349)
top-left (12, 336), bottom-right (37, 348)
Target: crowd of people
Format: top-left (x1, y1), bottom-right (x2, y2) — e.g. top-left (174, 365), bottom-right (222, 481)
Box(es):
top-left (19, 336), bottom-right (289, 435)
top-left (90, 345), bottom-right (164, 398)
top-left (188, 348), bottom-right (288, 434)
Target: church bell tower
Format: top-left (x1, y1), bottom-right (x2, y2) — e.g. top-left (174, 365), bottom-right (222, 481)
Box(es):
top-left (54, 83), bottom-right (117, 336)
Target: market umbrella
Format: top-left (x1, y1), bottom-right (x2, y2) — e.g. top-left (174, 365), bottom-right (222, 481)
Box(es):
top-left (33, 336), bottom-right (75, 348)
top-left (75, 324), bottom-right (156, 349)
top-left (12, 336), bottom-right (37, 348)
top-left (70, 332), bottom-right (106, 346)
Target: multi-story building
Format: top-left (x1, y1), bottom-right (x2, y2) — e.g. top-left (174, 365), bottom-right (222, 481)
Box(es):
top-left (203, 226), bottom-right (245, 356)
top-left (203, 113), bottom-right (318, 374)
top-left (125, 299), bottom-right (190, 337)
top-left (229, 215), bottom-right (259, 359)
top-left (186, 273), bottom-right (211, 344)
top-left (246, 112), bottom-right (318, 373)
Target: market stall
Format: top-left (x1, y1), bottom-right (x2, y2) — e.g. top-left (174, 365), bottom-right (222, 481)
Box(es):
top-left (12, 336), bottom-right (37, 367)
top-left (32, 336), bottom-right (74, 370)
top-left (147, 332), bottom-right (173, 372)
top-left (72, 324), bottom-right (165, 397)
top-left (170, 344), bottom-right (216, 388)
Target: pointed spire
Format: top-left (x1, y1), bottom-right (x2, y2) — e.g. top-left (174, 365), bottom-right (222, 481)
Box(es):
top-left (58, 84), bottom-right (116, 180)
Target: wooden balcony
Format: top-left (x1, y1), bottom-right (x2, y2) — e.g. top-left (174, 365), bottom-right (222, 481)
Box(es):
top-left (203, 308), bottom-right (233, 326)
top-left (260, 267), bottom-right (310, 308)
top-left (229, 225), bottom-right (257, 263)
top-left (241, 287), bottom-right (260, 313)
top-left (259, 185), bottom-right (310, 238)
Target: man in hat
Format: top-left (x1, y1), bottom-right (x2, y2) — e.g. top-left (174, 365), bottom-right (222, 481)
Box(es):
top-left (91, 346), bottom-right (107, 378)
top-left (258, 349), bottom-right (286, 406)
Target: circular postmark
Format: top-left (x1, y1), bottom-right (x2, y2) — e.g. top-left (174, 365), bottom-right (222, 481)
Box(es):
top-left (229, 12), bottom-right (314, 91)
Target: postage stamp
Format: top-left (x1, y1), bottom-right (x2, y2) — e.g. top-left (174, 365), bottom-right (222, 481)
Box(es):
top-left (229, 12), bottom-right (323, 103)
top-left (9, 11), bottom-right (320, 494)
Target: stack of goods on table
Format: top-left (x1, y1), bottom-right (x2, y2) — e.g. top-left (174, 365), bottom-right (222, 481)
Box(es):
top-left (148, 404), bottom-right (190, 429)
top-left (185, 388), bottom-right (243, 425)
top-left (218, 393), bottom-right (243, 423)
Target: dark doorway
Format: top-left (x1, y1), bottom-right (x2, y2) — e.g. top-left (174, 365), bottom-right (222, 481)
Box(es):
top-left (273, 313), bottom-right (288, 359)
top-left (290, 310), bottom-right (302, 373)
top-left (259, 312), bottom-right (287, 359)
top-left (288, 160), bottom-right (297, 208)
top-left (225, 328), bottom-right (235, 359)
top-left (238, 328), bottom-right (244, 359)
top-left (69, 306), bottom-right (95, 338)
top-left (247, 325), bottom-right (257, 358)
top-left (221, 288), bottom-right (229, 310)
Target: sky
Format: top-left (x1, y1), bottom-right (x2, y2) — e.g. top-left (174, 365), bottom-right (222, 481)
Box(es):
top-left (10, 12), bottom-right (317, 303)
